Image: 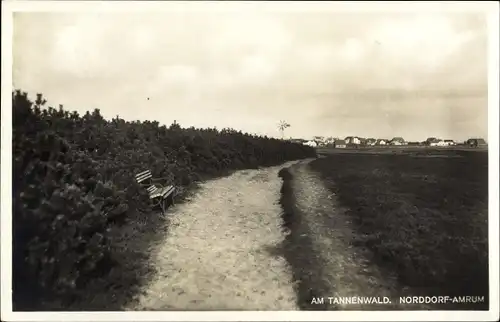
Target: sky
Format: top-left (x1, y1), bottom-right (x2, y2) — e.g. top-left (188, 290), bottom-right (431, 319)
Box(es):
top-left (12, 7), bottom-right (489, 141)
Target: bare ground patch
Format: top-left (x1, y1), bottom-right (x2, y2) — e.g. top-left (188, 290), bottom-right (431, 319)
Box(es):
top-left (125, 161), bottom-right (301, 311)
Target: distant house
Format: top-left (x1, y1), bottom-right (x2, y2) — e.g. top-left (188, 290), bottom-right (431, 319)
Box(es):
top-left (365, 138), bottom-right (377, 146)
top-left (425, 137), bottom-right (441, 146)
top-left (345, 136), bottom-right (361, 145)
top-left (313, 136), bottom-right (325, 141)
top-left (430, 139), bottom-right (447, 147)
top-left (334, 139), bottom-right (347, 148)
top-left (444, 139), bottom-right (455, 146)
top-left (389, 137), bottom-right (405, 145)
top-left (467, 138), bottom-right (487, 148)
top-left (312, 136), bottom-right (326, 146)
top-left (304, 140), bottom-right (318, 147)
top-left (376, 139), bottom-right (387, 146)
top-left (324, 137), bottom-right (337, 146)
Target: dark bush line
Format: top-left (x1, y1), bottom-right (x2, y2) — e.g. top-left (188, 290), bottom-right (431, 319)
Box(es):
top-left (309, 153), bottom-right (489, 310)
top-left (277, 165), bottom-right (329, 310)
top-left (12, 90), bottom-right (317, 310)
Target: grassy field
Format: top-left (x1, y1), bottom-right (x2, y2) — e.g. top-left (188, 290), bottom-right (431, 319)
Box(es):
top-left (309, 148), bottom-right (489, 309)
top-left (316, 145), bottom-right (488, 155)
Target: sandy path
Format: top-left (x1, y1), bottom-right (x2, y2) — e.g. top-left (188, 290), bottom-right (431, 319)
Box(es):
top-left (289, 161), bottom-right (406, 310)
top-left (127, 161), bottom-right (300, 311)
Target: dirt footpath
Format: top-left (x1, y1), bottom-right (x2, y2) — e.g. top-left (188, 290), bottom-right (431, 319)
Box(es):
top-left (126, 161), bottom-right (301, 311)
top-left (282, 160), bottom-right (427, 310)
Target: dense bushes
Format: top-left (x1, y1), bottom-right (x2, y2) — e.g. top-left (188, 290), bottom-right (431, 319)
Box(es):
top-left (12, 90), bottom-right (316, 309)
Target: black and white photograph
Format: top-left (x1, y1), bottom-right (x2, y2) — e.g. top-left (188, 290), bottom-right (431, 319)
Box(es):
top-left (1, 1), bottom-right (499, 321)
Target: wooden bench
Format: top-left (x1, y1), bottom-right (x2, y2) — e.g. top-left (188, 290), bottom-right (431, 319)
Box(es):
top-left (134, 170), bottom-right (176, 215)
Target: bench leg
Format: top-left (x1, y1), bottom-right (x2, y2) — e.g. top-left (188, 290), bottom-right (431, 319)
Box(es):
top-left (159, 198), bottom-right (166, 216)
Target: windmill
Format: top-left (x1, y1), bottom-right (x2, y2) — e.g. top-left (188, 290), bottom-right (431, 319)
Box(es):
top-left (278, 120), bottom-right (291, 140)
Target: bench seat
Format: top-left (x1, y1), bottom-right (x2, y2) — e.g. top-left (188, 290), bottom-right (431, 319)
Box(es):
top-left (147, 185), bottom-right (176, 199)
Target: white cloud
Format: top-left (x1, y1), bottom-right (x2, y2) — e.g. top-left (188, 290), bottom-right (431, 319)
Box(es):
top-left (367, 15), bottom-right (474, 70)
top-left (51, 24), bottom-right (103, 76)
top-left (338, 38), bottom-right (365, 63)
top-left (148, 64), bottom-right (202, 103)
top-left (238, 53), bottom-right (277, 84)
top-left (295, 44), bottom-right (336, 72)
top-left (130, 25), bottom-right (157, 54)
top-left (207, 14), bottom-right (292, 56)
top-left (46, 12), bottom-right (480, 95)
top-left (157, 65), bottom-right (199, 84)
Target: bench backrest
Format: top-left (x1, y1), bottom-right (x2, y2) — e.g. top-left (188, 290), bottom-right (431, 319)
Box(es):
top-left (135, 170), bottom-right (152, 184)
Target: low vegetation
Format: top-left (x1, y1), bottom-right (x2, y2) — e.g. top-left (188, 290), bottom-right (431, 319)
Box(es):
top-left (309, 149), bottom-right (489, 309)
top-left (12, 90), bottom-right (316, 310)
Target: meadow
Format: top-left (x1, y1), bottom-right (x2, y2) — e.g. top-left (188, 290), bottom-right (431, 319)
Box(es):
top-left (309, 148), bottom-right (489, 309)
